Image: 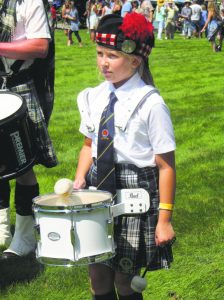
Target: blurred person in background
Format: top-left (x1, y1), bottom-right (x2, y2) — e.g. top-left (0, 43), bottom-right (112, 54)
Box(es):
top-left (62, 0), bottom-right (72, 43)
top-left (67, 0), bottom-right (82, 47)
top-left (88, 0), bottom-right (99, 42)
top-left (179, 0), bottom-right (192, 39)
top-left (141, 0), bottom-right (154, 22)
top-left (112, 0), bottom-right (122, 15)
top-left (201, 0), bottom-right (223, 52)
top-left (164, 0), bottom-right (179, 39)
top-left (199, 4), bottom-right (208, 37)
top-left (190, 0), bottom-right (202, 37)
top-left (121, 0), bottom-right (132, 17)
top-left (102, 1), bottom-right (113, 17)
top-left (154, 0), bottom-right (166, 40)
top-left (50, 3), bottom-right (58, 31)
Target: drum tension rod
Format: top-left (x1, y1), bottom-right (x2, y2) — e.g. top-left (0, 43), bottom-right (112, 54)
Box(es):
top-left (1, 77), bottom-right (7, 90)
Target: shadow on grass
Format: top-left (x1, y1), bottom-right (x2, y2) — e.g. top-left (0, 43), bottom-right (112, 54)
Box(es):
top-left (0, 253), bottom-right (44, 289)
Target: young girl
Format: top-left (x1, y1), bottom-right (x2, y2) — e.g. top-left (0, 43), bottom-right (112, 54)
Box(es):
top-left (201, 0), bottom-right (223, 52)
top-left (61, 0), bottom-right (71, 44)
top-left (67, 0), bottom-right (82, 47)
top-left (88, 0), bottom-right (99, 43)
top-left (73, 13), bottom-right (176, 300)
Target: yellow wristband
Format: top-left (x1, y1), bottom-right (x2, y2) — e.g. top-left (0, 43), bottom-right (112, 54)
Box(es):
top-left (159, 203), bottom-right (174, 211)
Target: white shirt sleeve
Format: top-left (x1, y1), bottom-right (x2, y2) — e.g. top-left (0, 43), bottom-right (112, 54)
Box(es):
top-left (14, 0), bottom-right (50, 40)
top-left (148, 102), bottom-right (176, 154)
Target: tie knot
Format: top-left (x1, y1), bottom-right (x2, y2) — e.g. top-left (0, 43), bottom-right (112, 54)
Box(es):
top-left (109, 92), bottom-right (118, 106)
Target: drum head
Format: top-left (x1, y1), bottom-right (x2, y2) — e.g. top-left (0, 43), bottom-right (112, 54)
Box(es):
top-left (0, 92), bottom-right (23, 121)
top-left (33, 190), bottom-right (112, 210)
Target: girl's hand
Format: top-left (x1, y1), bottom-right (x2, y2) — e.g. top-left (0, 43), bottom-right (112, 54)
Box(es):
top-left (155, 221), bottom-right (175, 247)
top-left (73, 178), bottom-right (86, 189)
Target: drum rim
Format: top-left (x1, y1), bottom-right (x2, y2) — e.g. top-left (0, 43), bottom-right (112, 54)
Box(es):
top-left (0, 91), bottom-right (27, 125)
top-left (33, 189), bottom-right (113, 210)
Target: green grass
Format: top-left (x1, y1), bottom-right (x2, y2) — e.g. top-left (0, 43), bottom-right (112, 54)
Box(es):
top-left (0, 30), bottom-right (224, 299)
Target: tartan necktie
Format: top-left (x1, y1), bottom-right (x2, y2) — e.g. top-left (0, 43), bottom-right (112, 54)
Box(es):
top-left (97, 92), bottom-right (118, 201)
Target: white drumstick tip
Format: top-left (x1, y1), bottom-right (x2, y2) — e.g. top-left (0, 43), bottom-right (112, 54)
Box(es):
top-left (131, 276), bottom-right (147, 293)
top-left (54, 178), bottom-right (73, 196)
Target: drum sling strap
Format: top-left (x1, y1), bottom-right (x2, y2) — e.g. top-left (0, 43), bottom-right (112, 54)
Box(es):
top-left (78, 86), bottom-right (160, 134)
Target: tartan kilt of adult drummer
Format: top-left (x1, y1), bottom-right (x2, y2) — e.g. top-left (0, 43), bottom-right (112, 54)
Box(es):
top-left (8, 79), bottom-right (57, 168)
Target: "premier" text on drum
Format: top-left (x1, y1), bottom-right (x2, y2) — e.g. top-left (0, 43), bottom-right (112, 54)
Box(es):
top-left (10, 131), bottom-right (27, 165)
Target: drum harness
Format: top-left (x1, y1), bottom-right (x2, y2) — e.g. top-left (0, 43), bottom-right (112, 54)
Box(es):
top-left (0, 59), bottom-right (31, 91)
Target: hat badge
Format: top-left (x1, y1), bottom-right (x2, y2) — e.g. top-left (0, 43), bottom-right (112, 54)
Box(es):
top-left (121, 40), bottom-right (136, 54)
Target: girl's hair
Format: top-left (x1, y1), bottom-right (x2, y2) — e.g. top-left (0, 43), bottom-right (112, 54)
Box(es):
top-left (138, 58), bottom-right (155, 86)
top-left (120, 51), bottom-right (155, 86)
top-left (207, 1), bottom-right (219, 15)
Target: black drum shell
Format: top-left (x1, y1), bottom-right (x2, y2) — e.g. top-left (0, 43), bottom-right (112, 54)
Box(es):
top-left (0, 92), bottom-right (36, 180)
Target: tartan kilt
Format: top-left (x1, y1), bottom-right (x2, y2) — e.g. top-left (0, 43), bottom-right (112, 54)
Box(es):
top-left (86, 161), bottom-right (174, 274)
top-left (9, 79), bottom-right (58, 168)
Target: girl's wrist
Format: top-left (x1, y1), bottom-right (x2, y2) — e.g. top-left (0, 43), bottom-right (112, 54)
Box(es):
top-left (159, 202), bottom-right (174, 211)
top-left (158, 207), bottom-right (173, 223)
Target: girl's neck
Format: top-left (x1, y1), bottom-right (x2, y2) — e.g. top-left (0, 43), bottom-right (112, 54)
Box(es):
top-left (113, 73), bottom-right (136, 89)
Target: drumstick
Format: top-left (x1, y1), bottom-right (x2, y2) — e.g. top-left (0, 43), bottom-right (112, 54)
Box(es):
top-left (54, 178), bottom-right (73, 197)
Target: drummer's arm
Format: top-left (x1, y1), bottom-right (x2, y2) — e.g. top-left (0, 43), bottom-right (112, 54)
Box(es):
top-left (73, 137), bottom-right (93, 189)
top-left (0, 38), bottom-right (49, 60)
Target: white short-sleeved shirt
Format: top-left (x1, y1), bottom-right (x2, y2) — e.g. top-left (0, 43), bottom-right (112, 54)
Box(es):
top-left (5, 0), bottom-right (51, 70)
top-left (190, 4), bottom-right (202, 21)
top-left (14, 0), bottom-right (51, 41)
top-left (78, 73), bottom-right (176, 168)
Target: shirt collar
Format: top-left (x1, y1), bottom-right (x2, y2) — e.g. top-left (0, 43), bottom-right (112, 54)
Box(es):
top-left (107, 72), bottom-right (145, 102)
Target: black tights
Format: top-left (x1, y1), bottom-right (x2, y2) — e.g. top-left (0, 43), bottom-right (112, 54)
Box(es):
top-left (0, 181), bottom-right (39, 215)
top-left (68, 30), bottom-right (81, 43)
top-left (0, 180), bottom-right (10, 209)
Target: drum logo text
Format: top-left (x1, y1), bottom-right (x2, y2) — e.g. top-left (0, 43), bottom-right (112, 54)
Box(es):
top-left (10, 131), bottom-right (27, 165)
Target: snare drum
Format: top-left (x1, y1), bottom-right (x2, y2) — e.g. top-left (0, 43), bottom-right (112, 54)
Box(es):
top-left (0, 91), bottom-right (36, 180)
top-left (33, 190), bottom-right (116, 266)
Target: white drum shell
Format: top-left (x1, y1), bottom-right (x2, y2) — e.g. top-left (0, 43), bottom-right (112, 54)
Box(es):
top-left (33, 190), bottom-right (115, 266)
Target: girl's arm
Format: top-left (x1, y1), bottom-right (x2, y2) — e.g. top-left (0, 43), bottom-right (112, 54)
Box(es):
top-left (67, 14), bottom-right (76, 21)
top-left (61, 6), bottom-right (66, 18)
top-left (201, 11), bottom-right (212, 31)
top-left (73, 137), bottom-right (93, 189)
top-left (93, 4), bottom-right (98, 14)
top-left (155, 151), bottom-right (176, 246)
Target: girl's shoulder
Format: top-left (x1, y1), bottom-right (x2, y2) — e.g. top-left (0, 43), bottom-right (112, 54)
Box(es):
top-left (77, 82), bottom-right (109, 102)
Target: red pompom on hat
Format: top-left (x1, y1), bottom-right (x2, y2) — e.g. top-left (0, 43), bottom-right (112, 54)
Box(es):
top-left (96, 13), bottom-right (154, 59)
top-left (119, 12), bottom-right (154, 42)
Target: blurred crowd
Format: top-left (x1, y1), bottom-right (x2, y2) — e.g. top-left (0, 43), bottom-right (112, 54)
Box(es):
top-left (47, 0), bottom-right (224, 51)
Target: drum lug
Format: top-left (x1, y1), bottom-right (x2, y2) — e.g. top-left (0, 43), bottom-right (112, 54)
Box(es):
top-left (34, 224), bottom-right (40, 242)
top-left (70, 226), bottom-right (75, 247)
top-left (107, 218), bottom-right (113, 239)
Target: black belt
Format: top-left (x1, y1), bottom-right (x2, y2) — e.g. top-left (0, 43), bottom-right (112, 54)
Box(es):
top-left (0, 69), bottom-right (31, 89)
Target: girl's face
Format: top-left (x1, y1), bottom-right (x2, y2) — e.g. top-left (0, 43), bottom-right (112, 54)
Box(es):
top-left (97, 45), bottom-right (140, 88)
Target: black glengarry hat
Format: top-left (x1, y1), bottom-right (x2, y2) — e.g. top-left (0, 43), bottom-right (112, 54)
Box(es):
top-left (96, 13), bottom-right (154, 58)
